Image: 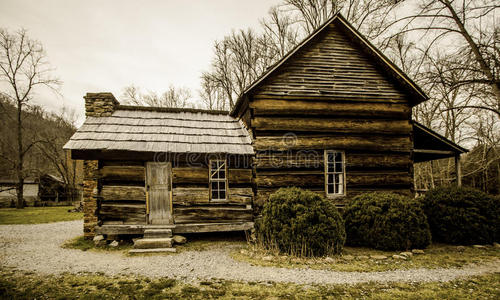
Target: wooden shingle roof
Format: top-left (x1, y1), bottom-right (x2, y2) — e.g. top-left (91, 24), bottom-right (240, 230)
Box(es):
top-left (64, 106), bottom-right (253, 155)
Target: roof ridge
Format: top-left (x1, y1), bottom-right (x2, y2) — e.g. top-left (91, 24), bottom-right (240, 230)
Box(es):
top-left (117, 105), bottom-right (229, 115)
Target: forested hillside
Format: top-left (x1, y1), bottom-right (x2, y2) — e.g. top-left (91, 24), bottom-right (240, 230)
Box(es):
top-left (0, 97), bottom-right (81, 189)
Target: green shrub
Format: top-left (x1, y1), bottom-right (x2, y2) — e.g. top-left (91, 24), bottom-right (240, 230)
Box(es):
top-left (256, 187), bottom-right (346, 257)
top-left (344, 192), bottom-right (431, 251)
top-left (422, 186), bottom-right (499, 245)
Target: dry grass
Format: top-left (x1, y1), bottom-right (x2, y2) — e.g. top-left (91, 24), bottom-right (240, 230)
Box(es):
top-left (231, 243), bottom-right (500, 272)
top-left (63, 231), bottom-right (247, 256)
top-left (63, 231), bottom-right (500, 272)
top-left (0, 206), bottom-right (82, 225)
top-left (0, 268), bottom-right (498, 299)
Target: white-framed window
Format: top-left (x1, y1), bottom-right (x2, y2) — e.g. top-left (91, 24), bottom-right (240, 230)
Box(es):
top-left (209, 159), bottom-right (227, 201)
top-left (325, 150), bottom-right (345, 196)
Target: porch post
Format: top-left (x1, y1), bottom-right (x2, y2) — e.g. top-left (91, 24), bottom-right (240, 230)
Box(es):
top-left (455, 154), bottom-right (462, 187)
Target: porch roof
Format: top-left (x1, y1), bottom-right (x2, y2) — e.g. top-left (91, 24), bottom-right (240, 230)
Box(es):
top-left (413, 121), bottom-right (468, 163)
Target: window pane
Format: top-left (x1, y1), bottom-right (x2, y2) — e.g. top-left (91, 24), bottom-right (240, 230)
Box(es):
top-left (334, 152), bottom-right (341, 162)
top-left (219, 169), bottom-right (225, 179)
top-left (328, 163), bottom-right (334, 173)
top-left (335, 162), bottom-right (342, 172)
top-left (327, 174), bottom-right (333, 184)
top-left (327, 152), bottom-right (334, 162)
top-left (328, 184), bottom-right (334, 194)
top-left (338, 174), bottom-right (344, 194)
top-left (211, 190), bottom-right (218, 199)
top-left (211, 181), bottom-right (217, 191)
top-left (220, 190), bottom-right (226, 200)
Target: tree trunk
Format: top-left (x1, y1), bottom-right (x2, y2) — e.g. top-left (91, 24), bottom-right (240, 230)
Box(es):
top-left (16, 101), bottom-right (24, 209)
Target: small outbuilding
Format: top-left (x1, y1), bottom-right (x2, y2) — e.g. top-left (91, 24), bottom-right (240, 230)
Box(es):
top-left (0, 178), bottom-right (39, 207)
top-left (64, 94), bottom-right (254, 238)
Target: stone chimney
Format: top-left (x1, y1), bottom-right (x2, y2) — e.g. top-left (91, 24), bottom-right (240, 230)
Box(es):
top-left (84, 92), bottom-right (119, 117)
top-left (81, 92), bottom-right (118, 239)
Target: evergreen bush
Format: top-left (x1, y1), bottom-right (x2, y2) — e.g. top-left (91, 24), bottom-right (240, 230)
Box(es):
top-left (422, 186), bottom-right (499, 245)
top-left (256, 187), bottom-right (346, 257)
top-left (344, 192), bottom-right (431, 251)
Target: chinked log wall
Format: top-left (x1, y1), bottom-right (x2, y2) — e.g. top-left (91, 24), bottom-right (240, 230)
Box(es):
top-left (244, 22), bottom-right (414, 207)
top-left (171, 156), bottom-right (253, 223)
top-left (96, 157), bottom-right (253, 225)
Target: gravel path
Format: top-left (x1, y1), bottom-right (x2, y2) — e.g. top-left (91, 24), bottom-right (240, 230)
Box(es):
top-left (1, 221), bottom-right (499, 285)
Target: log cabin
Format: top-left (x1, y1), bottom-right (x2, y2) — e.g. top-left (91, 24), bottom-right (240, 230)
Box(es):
top-left (64, 13), bottom-right (466, 240)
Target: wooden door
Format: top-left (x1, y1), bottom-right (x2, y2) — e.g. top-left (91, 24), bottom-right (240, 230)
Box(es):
top-left (146, 162), bottom-right (173, 225)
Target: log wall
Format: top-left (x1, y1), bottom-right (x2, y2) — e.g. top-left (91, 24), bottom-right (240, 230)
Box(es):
top-left (98, 163), bottom-right (146, 224)
top-left (171, 155), bottom-right (253, 224)
top-left (95, 155), bottom-right (253, 225)
top-left (239, 22), bottom-right (415, 208)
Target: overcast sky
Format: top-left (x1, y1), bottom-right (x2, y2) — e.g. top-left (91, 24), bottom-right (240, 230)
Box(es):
top-left (0, 0), bottom-right (281, 124)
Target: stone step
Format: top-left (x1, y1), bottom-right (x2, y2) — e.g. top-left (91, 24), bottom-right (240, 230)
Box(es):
top-left (133, 237), bottom-right (173, 249)
top-left (129, 247), bottom-right (177, 254)
top-left (143, 229), bottom-right (173, 238)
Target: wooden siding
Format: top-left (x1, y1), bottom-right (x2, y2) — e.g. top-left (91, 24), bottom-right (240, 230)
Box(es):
top-left (171, 158), bottom-right (254, 223)
top-left (96, 156), bottom-right (254, 226)
top-left (247, 22), bottom-right (414, 207)
top-left (98, 163), bottom-right (146, 224)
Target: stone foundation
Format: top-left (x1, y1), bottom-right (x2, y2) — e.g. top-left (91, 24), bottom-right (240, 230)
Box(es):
top-left (83, 160), bottom-right (98, 239)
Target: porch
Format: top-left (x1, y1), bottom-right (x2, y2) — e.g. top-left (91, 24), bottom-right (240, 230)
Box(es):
top-left (95, 221), bottom-right (254, 236)
top-left (412, 121), bottom-right (468, 194)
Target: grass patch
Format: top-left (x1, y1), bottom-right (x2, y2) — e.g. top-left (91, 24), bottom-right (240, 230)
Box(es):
top-left (62, 236), bottom-right (133, 252)
top-left (63, 232), bottom-right (246, 255)
top-left (128, 232), bottom-right (247, 256)
top-left (232, 244), bottom-right (500, 272)
top-left (0, 206), bottom-right (82, 224)
top-left (174, 231), bottom-right (246, 253)
top-left (0, 268), bottom-right (498, 299)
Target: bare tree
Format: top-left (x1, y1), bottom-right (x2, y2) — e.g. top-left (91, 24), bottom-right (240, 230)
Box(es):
top-left (121, 84), bottom-right (193, 108)
top-left (199, 74), bottom-right (228, 111)
top-left (381, 0), bottom-right (500, 117)
top-left (36, 106), bottom-right (80, 201)
top-left (283, 0), bottom-right (340, 33)
top-left (261, 6), bottom-right (300, 57)
top-left (201, 28), bottom-right (277, 108)
top-left (0, 28), bottom-right (60, 208)
top-left (284, 0), bottom-right (399, 40)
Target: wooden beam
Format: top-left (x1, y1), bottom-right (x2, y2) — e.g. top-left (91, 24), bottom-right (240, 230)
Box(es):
top-left (255, 135), bottom-right (412, 152)
top-left (173, 222), bottom-right (254, 234)
top-left (455, 154), bottom-right (462, 187)
top-left (99, 166), bottom-right (145, 183)
top-left (95, 222), bottom-right (254, 235)
top-left (253, 117), bottom-right (411, 134)
top-left (95, 224), bottom-right (145, 235)
top-left (101, 186), bottom-right (146, 202)
top-left (250, 99), bottom-right (410, 118)
top-left (413, 149), bottom-right (455, 155)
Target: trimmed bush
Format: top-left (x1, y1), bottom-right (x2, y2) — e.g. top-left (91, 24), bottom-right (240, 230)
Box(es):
top-left (344, 192), bottom-right (431, 251)
top-left (421, 186), bottom-right (499, 245)
top-left (256, 187), bottom-right (346, 257)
